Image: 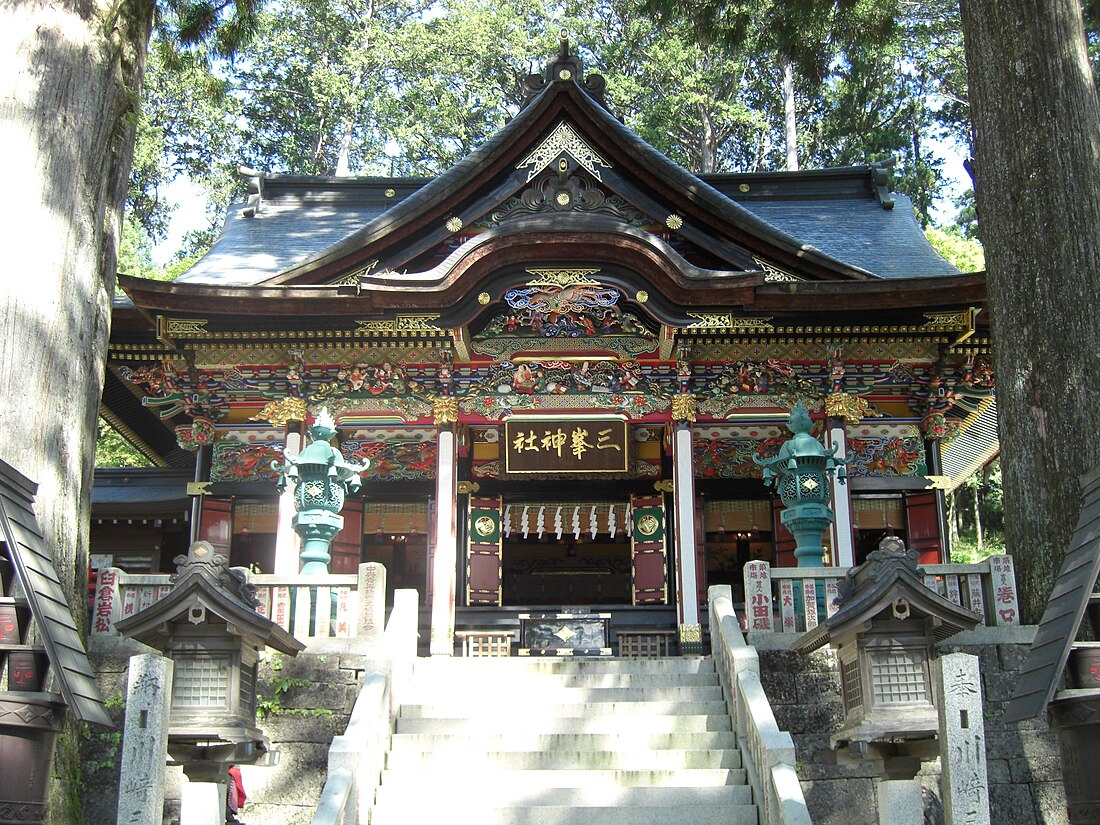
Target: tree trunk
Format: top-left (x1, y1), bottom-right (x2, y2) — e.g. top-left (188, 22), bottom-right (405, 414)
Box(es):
top-left (973, 483), bottom-right (983, 553)
top-left (781, 59), bottom-right (799, 171)
top-left (961, 0), bottom-right (1100, 622)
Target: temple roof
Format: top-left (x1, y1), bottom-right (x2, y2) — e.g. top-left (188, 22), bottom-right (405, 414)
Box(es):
top-left (157, 41), bottom-right (958, 292)
top-left (169, 169), bottom-right (954, 289)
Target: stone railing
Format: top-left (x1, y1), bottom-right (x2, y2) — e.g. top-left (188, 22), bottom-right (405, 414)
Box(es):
top-left (311, 588), bottom-right (419, 825)
top-left (709, 584), bottom-right (812, 825)
top-left (742, 554), bottom-right (1020, 634)
top-left (91, 566), bottom-right (387, 644)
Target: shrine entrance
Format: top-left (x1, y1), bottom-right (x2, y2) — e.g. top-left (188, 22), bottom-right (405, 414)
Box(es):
top-left (465, 495), bottom-right (669, 608)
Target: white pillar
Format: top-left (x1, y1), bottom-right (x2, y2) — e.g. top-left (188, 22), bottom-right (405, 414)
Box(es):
top-left (828, 422), bottom-right (855, 568)
top-left (430, 427), bottom-right (458, 656)
top-left (273, 429), bottom-right (302, 574)
top-left (672, 424), bottom-right (701, 650)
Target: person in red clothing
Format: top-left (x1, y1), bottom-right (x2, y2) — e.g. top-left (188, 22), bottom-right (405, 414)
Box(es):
top-left (226, 765), bottom-right (247, 824)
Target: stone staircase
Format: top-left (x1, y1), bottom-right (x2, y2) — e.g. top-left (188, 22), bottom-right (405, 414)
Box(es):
top-left (370, 656), bottom-right (759, 825)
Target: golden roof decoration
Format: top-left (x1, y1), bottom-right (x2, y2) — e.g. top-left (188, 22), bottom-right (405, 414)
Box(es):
top-left (516, 121), bottom-right (612, 183)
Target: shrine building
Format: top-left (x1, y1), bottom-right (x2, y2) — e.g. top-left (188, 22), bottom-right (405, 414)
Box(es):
top-left (98, 41), bottom-right (996, 654)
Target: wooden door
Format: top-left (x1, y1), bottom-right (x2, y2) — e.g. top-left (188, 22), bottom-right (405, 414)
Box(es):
top-left (466, 495), bottom-right (503, 605)
top-left (772, 499), bottom-right (797, 568)
top-left (330, 499), bottom-right (363, 574)
top-left (197, 498), bottom-right (231, 556)
top-left (630, 494), bottom-right (667, 605)
top-left (695, 497), bottom-right (708, 607)
top-left (905, 492), bottom-right (942, 564)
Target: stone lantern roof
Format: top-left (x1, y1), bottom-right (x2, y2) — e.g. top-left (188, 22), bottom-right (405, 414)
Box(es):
top-left (114, 541), bottom-right (303, 656)
top-left (794, 537), bottom-right (981, 655)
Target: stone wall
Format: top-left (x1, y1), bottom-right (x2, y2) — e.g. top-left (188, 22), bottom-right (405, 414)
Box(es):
top-left (81, 641), bottom-right (373, 825)
top-left (753, 626), bottom-right (1067, 825)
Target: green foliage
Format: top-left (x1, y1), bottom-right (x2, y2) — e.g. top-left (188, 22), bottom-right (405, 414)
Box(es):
top-left (925, 226), bottom-right (985, 272)
top-left (95, 418), bottom-right (152, 468)
top-left (949, 464), bottom-right (1004, 562)
top-left (130, 0), bottom-right (999, 254)
top-left (118, 216), bottom-right (158, 280)
top-left (257, 674), bottom-right (313, 718)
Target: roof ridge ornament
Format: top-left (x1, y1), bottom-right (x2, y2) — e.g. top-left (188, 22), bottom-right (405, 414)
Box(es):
top-left (517, 121), bottom-right (613, 183)
top-left (521, 31), bottom-right (608, 108)
top-left (869, 157), bottom-right (896, 210)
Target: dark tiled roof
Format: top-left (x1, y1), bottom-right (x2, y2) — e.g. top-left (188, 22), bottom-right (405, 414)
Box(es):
top-left (0, 459), bottom-right (112, 727)
top-left (735, 194), bottom-right (958, 278)
top-left (175, 177), bottom-right (429, 286)
top-left (168, 80), bottom-right (956, 286)
top-left (92, 468), bottom-right (192, 517)
top-left (172, 173), bottom-right (954, 286)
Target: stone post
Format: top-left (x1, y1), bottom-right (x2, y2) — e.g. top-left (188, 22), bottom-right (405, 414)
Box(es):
top-left (115, 654), bottom-right (174, 825)
top-left (357, 562), bottom-right (386, 641)
top-left (935, 652), bottom-right (991, 825)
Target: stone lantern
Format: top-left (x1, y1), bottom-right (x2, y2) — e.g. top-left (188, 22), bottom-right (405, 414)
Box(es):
top-left (275, 408), bottom-right (369, 574)
top-left (793, 536), bottom-right (980, 750)
top-left (115, 541), bottom-right (304, 774)
top-left (755, 400), bottom-right (847, 567)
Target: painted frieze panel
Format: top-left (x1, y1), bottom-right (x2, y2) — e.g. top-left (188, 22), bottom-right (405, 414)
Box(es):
top-left (341, 439), bottom-right (438, 481)
top-left (692, 424), bottom-right (787, 479)
top-left (456, 359), bottom-right (671, 421)
top-left (470, 269), bottom-right (659, 360)
top-left (190, 343), bottom-right (445, 370)
top-left (211, 441), bottom-right (283, 482)
top-left (846, 423), bottom-right (927, 477)
top-left (689, 340), bottom-right (938, 364)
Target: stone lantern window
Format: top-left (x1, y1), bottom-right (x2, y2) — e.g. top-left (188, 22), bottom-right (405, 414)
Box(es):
top-left (794, 536), bottom-right (980, 748)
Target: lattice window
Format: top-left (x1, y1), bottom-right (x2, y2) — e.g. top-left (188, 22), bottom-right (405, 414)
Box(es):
top-left (841, 657), bottom-right (863, 713)
top-left (870, 650), bottom-right (928, 704)
top-left (239, 662), bottom-right (256, 715)
top-left (172, 655), bottom-right (230, 708)
top-left (460, 632), bottom-right (512, 657)
top-left (618, 631), bottom-right (677, 658)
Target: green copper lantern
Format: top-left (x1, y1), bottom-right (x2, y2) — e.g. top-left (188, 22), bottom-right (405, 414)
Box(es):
top-left (275, 408), bottom-right (369, 574)
top-left (755, 401), bottom-right (848, 567)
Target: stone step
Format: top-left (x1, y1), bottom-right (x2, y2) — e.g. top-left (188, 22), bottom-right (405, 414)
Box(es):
top-left (398, 698), bottom-right (729, 718)
top-left (377, 767), bottom-right (749, 791)
top-left (374, 784), bottom-right (754, 808)
top-left (411, 657), bottom-right (715, 675)
top-left (405, 671), bottom-right (720, 689)
top-left (400, 684), bottom-right (724, 705)
top-left (370, 802), bottom-right (760, 825)
top-left (388, 730), bottom-right (737, 753)
top-left (384, 747), bottom-right (744, 771)
top-left (394, 713), bottom-right (732, 735)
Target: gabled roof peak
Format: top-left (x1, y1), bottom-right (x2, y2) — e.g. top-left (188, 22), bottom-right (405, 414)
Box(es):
top-left (521, 33), bottom-right (608, 110)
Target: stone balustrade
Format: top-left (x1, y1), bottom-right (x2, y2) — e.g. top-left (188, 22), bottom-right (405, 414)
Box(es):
top-left (90, 568), bottom-right (381, 644)
top-left (743, 554), bottom-right (1021, 634)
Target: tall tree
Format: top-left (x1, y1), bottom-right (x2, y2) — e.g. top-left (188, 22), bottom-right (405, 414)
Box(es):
top-left (0, 0), bottom-right (156, 622)
top-left (960, 0), bottom-right (1100, 621)
top-left (0, 3), bottom-right (259, 815)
